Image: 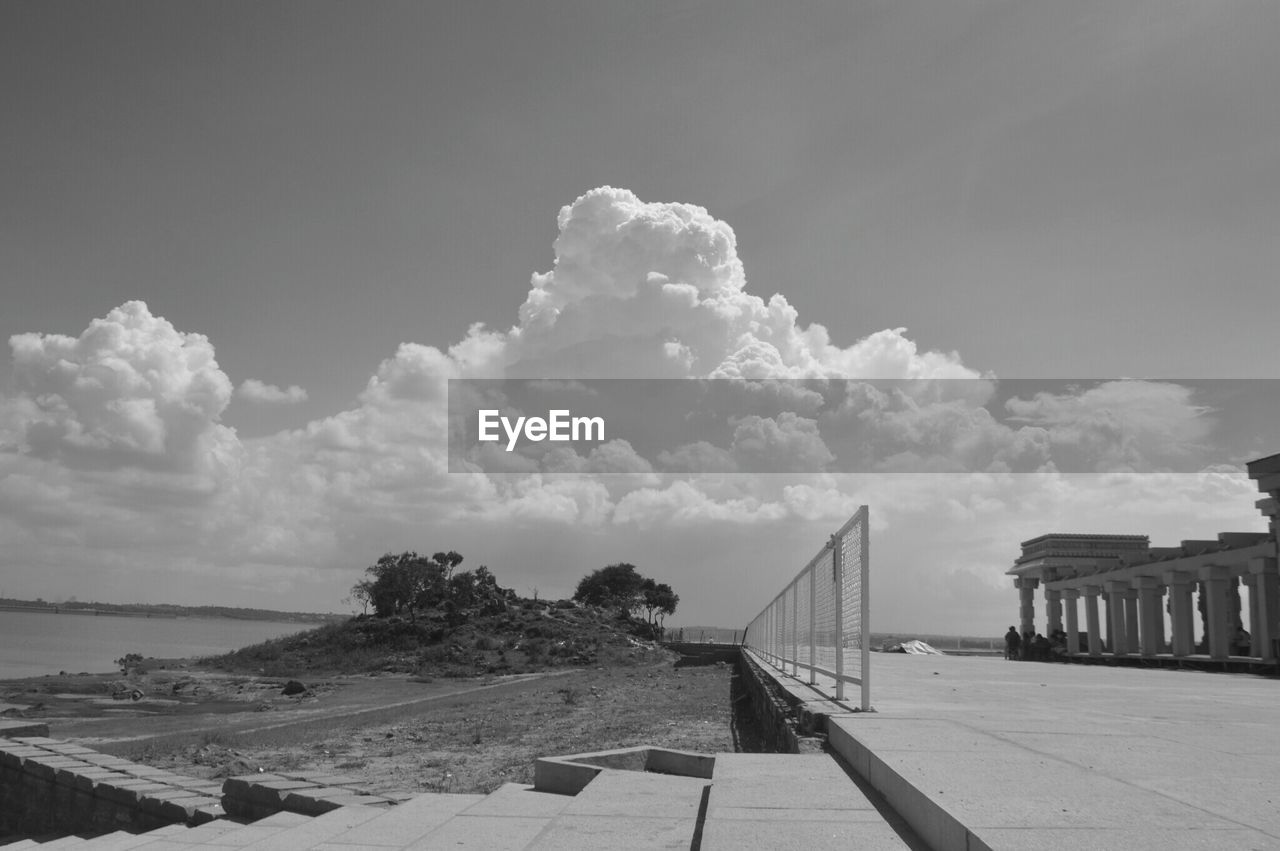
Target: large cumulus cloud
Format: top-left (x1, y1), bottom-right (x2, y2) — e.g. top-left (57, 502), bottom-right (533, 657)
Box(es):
top-left (7, 301), bottom-right (237, 478)
top-left (0, 188), bottom-right (1261, 625)
top-left (452, 187), bottom-right (983, 380)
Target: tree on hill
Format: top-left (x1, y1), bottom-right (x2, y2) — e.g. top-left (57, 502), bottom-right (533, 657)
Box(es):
top-left (351, 551), bottom-right (512, 623)
top-left (573, 563), bottom-right (678, 632)
top-left (573, 563), bottom-right (645, 613)
top-left (640, 579), bottom-right (679, 631)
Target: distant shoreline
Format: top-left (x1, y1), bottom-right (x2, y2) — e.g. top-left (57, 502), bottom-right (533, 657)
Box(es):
top-left (0, 598), bottom-right (342, 624)
top-left (0, 604), bottom-right (178, 618)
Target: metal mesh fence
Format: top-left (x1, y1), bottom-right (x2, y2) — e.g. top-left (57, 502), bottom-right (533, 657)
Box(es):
top-left (744, 506), bottom-right (870, 710)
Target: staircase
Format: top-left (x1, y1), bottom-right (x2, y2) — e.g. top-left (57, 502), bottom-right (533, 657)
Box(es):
top-left (2, 739), bottom-right (920, 849)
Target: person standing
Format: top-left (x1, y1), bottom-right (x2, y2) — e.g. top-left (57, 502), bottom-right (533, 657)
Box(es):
top-left (1004, 626), bottom-right (1022, 660)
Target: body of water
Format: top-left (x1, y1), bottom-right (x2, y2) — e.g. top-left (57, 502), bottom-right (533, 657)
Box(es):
top-left (0, 609), bottom-right (317, 679)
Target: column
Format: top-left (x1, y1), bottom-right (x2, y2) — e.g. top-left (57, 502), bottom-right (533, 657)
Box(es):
top-left (1123, 589), bottom-right (1140, 654)
top-left (1249, 557), bottom-right (1279, 662)
top-left (1133, 576), bottom-right (1164, 657)
top-left (1242, 573), bottom-right (1260, 657)
top-left (1046, 588), bottom-right (1063, 635)
top-left (1083, 585), bottom-right (1102, 656)
top-left (1105, 580), bottom-right (1129, 655)
top-left (1063, 588), bottom-right (1081, 655)
top-left (1229, 576), bottom-right (1243, 633)
top-left (1151, 585), bottom-right (1166, 653)
top-left (1164, 571), bottom-right (1195, 658)
top-left (1199, 565), bottom-right (1231, 660)
top-left (1104, 594), bottom-right (1114, 650)
top-left (1016, 576), bottom-right (1039, 639)
top-left (1196, 581), bottom-right (1209, 651)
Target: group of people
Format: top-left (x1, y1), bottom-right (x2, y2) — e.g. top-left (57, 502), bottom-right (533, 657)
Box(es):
top-left (1004, 626), bottom-right (1069, 662)
top-left (1007, 624), bottom-right (1256, 659)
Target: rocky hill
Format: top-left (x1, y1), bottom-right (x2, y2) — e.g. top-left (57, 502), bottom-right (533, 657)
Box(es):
top-left (206, 597), bottom-right (668, 677)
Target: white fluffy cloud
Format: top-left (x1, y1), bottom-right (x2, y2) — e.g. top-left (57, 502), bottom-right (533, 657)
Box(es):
top-left (0, 189), bottom-right (1265, 629)
top-left (450, 187), bottom-right (982, 381)
top-left (6, 301), bottom-right (237, 477)
top-left (237, 379), bottom-right (308, 405)
top-left (1005, 380), bottom-right (1214, 471)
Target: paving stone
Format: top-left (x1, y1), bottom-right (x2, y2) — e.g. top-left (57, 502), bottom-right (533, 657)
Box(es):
top-left (524, 815), bottom-right (695, 850)
top-left (972, 827), bottom-right (1280, 851)
top-left (709, 752), bottom-right (879, 811)
top-left (459, 783), bottom-right (574, 818)
top-left (406, 814), bottom-right (552, 850)
top-left (320, 793), bottom-right (485, 847)
top-left (249, 810), bottom-right (314, 828)
top-left (561, 770), bottom-right (707, 818)
top-left (700, 817), bottom-right (914, 850)
top-left (75, 830), bottom-right (173, 851)
top-left (184, 823), bottom-right (293, 847)
top-left (821, 652), bottom-right (1280, 851)
top-left (238, 805), bottom-right (387, 851)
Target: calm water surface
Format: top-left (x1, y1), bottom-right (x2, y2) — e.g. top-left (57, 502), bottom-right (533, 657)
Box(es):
top-left (0, 609), bottom-right (316, 678)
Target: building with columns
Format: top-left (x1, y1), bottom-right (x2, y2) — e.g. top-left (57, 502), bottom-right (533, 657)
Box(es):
top-left (1007, 452), bottom-right (1280, 663)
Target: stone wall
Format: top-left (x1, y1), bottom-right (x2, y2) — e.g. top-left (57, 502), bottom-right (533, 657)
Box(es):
top-left (0, 733), bottom-right (223, 836)
top-left (734, 649), bottom-right (827, 754)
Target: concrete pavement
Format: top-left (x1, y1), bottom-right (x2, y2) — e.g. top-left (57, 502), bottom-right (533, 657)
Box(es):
top-left (792, 650), bottom-right (1280, 850)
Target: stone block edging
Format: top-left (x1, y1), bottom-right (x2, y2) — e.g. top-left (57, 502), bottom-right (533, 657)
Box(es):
top-left (0, 734), bottom-right (223, 836)
top-left (220, 771), bottom-right (402, 820)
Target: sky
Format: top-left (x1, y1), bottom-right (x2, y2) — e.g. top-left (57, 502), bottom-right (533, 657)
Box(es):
top-left (2, 0), bottom-right (1278, 635)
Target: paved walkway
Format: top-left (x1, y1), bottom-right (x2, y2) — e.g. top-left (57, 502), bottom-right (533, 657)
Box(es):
top-left (3, 727), bottom-right (923, 849)
top-left (770, 650), bottom-right (1280, 851)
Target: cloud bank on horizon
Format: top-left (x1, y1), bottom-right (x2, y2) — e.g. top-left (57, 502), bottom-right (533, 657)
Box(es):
top-left (0, 188), bottom-right (1267, 629)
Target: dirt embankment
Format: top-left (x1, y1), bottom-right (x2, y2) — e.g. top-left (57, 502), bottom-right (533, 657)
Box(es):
top-left (1, 656), bottom-right (740, 796)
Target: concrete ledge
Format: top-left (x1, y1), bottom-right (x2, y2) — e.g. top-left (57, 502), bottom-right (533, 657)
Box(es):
top-left (533, 746), bottom-right (716, 795)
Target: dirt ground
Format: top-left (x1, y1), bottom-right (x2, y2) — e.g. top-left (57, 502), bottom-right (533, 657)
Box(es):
top-left (1, 657), bottom-right (741, 796)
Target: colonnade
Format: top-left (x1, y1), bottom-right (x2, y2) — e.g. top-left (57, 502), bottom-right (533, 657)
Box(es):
top-left (1015, 557), bottom-right (1280, 661)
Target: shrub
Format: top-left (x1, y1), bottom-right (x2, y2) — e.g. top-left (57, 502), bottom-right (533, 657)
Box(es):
top-left (115, 653), bottom-right (144, 675)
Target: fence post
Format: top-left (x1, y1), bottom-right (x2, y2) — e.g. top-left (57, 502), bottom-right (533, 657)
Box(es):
top-left (860, 504), bottom-right (871, 712)
top-left (808, 569), bottom-right (817, 684)
top-left (783, 580), bottom-right (793, 675)
top-left (833, 532), bottom-right (845, 701)
top-left (779, 589), bottom-right (787, 673)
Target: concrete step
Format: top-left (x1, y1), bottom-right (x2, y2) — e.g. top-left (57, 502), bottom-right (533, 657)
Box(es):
top-left (124, 818), bottom-right (247, 848)
top-left (239, 805), bottom-right (387, 851)
top-left (305, 792), bottom-right (485, 849)
top-left (65, 830), bottom-right (178, 851)
top-left (700, 753), bottom-right (913, 850)
top-left (159, 808), bottom-right (308, 849)
top-left (523, 769), bottom-right (708, 850)
top-left (376, 783), bottom-right (576, 851)
top-left (456, 783), bottom-right (575, 819)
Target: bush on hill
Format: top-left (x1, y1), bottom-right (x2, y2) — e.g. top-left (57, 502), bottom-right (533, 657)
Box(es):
top-left (206, 593), bottom-right (666, 677)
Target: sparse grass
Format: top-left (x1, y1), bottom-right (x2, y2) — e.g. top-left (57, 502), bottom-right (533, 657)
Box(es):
top-left (199, 730), bottom-right (228, 748)
top-left (136, 660), bottom-right (737, 796)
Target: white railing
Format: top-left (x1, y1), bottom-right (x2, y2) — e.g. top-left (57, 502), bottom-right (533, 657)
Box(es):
top-left (744, 506), bottom-right (870, 711)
